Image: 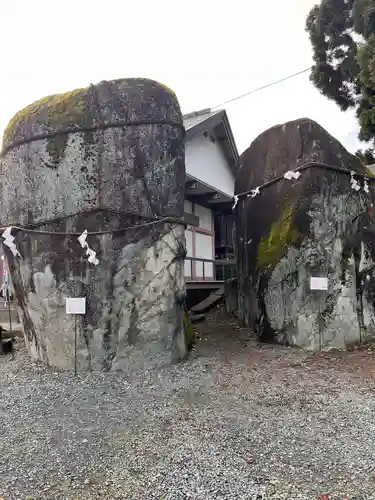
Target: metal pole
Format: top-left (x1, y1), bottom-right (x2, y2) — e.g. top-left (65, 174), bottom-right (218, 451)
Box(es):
top-left (74, 314), bottom-right (77, 376)
top-left (7, 289), bottom-right (12, 335)
top-left (320, 309), bottom-right (323, 351)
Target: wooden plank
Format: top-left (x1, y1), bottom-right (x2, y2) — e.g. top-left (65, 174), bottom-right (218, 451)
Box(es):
top-left (184, 212), bottom-right (199, 227)
top-left (190, 286), bottom-right (224, 314)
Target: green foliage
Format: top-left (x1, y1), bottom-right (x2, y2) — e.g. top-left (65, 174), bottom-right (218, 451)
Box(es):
top-left (257, 204), bottom-right (301, 269)
top-left (355, 147), bottom-right (375, 165)
top-left (306, 0), bottom-right (375, 145)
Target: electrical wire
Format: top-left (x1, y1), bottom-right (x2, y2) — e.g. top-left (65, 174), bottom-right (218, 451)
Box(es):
top-left (211, 67), bottom-right (312, 110)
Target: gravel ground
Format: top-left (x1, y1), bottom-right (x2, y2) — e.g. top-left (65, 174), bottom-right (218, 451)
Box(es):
top-left (2, 309), bottom-right (375, 499)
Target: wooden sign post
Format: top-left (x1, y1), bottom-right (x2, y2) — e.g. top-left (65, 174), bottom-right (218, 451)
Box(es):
top-left (66, 298), bottom-right (86, 376)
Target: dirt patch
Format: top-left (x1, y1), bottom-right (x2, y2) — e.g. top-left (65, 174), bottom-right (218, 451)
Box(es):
top-left (195, 305), bottom-right (375, 387)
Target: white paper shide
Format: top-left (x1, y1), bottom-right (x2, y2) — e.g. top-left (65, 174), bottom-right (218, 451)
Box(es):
top-left (2, 226), bottom-right (22, 258)
top-left (78, 230), bottom-right (99, 265)
top-left (284, 170), bottom-right (301, 180)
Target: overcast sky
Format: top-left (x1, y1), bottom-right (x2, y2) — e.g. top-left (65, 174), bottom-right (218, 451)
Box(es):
top-left (0, 0), bottom-right (368, 155)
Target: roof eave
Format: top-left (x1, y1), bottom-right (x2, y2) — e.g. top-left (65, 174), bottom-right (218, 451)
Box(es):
top-left (184, 110), bottom-right (224, 140)
top-left (184, 109), bottom-right (240, 174)
top-left (221, 110), bottom-right (240, 171)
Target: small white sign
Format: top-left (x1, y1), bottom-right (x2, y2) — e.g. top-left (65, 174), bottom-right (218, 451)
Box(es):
top-left (310, 277), bottom-right (328, 291)
top-left (66, 297), bottom-right (86, 315)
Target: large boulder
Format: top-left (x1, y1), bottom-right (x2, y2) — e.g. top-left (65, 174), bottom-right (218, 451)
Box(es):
top-left (0, 78), bottom-right (187, 371)
top-left (234, 118), bottom-right (375, 350)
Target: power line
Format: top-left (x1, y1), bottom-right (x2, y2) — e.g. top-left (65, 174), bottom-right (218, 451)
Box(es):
top-left (211, 67), bottom-right (312, 110)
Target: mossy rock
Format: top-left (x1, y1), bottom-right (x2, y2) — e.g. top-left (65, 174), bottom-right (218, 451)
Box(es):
top-left (365, 166), bottom-right (374, 177)
top-left (1, 78), bottom-right (181, 166)
top-left (114, 77), bottom-right (177, 99)
top-left (235, 117), bottom-right (375, 346)
top-left (183, 311), bottom-right (195, 350)
top-left (257, 203), bottom-right (301, 269)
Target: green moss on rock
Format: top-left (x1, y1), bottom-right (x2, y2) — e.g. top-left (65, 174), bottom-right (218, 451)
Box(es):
top-left (257, 204), bottom-right (301, 269)
top-left (158, 82), bottom-right (177, 100)
top-left (46, 135), bottom-right (70, 166)
top-left (365, 166), bottom-right (374, 177)
top-left (3, 88), bottom-right (88, 163)
top-left (3, 88), bottom-right (86, 144)
top-left (2, 78), bottom-right (180, 165)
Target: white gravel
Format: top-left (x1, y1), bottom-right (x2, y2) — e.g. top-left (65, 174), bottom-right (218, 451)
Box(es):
top-left (1, 316), bottom-right (375, 499)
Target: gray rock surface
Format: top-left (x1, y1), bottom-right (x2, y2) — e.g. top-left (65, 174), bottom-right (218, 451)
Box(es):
top-left (0, 78), bottom-right (187, 371)
top-left (234, 118), bottom-right (375, 350)
top-left (224, 278), bottom-right (238, 316)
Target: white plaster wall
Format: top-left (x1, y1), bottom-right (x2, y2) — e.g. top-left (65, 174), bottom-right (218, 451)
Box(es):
top-left (185, 135), bottom-right (235, 197)
top-left (184, 202), bottom-right (215, 279)
top-left (184, 200), bottom-right (193, 278)
top-left (195, 232), bottom-right (213, 279)
top-left (184, 200), bottom-right (192, 214)
top-left (194, 204), bottom-right (212, 232)
top-left (184, 230), bottom-right (193, 277)
top-left (185, 230), bottom-right (193, 256)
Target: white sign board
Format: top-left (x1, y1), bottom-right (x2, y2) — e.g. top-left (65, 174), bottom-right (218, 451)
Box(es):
top-left (66, 297), bottom-right (86, 315)
top-left (310, 277), bottom-right (328, 291)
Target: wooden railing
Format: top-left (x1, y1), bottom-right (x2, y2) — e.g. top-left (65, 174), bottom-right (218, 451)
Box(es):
top-left (185, 257), bottom-right (236, 282)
